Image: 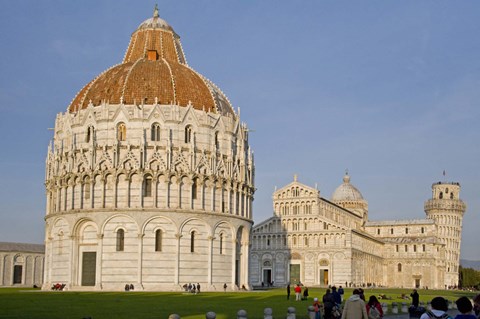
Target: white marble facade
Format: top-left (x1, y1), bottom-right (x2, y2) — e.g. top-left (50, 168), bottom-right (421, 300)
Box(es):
top-left (250, 175), bottom-right (466, 289)
top-left (44, 10), bottom-right (254, 291)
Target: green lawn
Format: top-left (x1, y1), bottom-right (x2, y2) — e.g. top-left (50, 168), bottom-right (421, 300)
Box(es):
top-left (0, 287), bottom-right (476, 319)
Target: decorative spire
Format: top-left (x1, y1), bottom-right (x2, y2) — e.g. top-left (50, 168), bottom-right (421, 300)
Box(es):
top-left (294, 174), bottom-right (298, 182)
top-left (153, 4), bottom-right (159, 18)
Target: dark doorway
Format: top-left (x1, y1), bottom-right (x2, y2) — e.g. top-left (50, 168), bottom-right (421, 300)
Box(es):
top-left (13, 265), bottom-right (22, 284)
top-left (263, 268), bottom-right (272, 286)
top-left (290, 264), bottom-right (300, 284)
top-left (81, 252), bottom-right (96, 286)
top-left (415, 279), bottom-right (421, 288)
top-left (235, 259), bottom-right (239, 286)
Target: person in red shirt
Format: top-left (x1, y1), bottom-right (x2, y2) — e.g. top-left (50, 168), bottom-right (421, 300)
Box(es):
top-left (294, 284), bottom-right (302, 301)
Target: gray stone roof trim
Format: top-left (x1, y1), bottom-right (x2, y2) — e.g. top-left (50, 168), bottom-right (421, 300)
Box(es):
top-left (365, 218), bottom-right (434, 226)
top-left (0, 242), bottom-right (45, 254)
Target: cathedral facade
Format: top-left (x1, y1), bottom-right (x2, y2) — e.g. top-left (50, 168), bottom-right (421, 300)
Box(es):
top-left (249, 174), bottom-right (466, 289)
top-left (43, 8), bottom-right (254, 291)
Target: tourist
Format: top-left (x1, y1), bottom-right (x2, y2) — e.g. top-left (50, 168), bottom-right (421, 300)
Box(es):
top-left (473, 294), bottom-right (480, 319)
top-left (332, 286), bottom-right (342, 306)
top-left (196, 283), bottom-right (200, 294)
top-left (411, 289), bottom-right (420, 308)
top-left (287, 284), bottom-right (291, 300)
top-left (323, 288), bottom-right (336, 319)
top-left (223, 283), bottom-right (227, 292)
top-left (341, 289), bottom-right (368, 319)
top-left (313, 297), bottom-right (322, 319)
top-left (454, 296), bottom-right (476, 319)
top-left (295, 284), bottom-right (302, 301)
top-left (420, 297), bottom-right (449, 319)
top-left (304, 286), bottom-right (310, 301)
top-left (338, 286), bottom-right (345, 302)
top-left (366, 295), bottom-right (383, 319)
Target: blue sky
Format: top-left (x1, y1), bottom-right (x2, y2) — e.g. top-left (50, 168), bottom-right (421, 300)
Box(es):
top-left (0, 1), bottom-right (479, 260)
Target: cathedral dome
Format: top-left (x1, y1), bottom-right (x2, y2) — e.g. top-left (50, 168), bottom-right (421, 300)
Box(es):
top-left (331, 173), bottom-right (364, 202)
top-left (68, 7), bottom-right (234, 117)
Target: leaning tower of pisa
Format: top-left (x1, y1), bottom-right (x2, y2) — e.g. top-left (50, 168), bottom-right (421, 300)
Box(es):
top-left (424, 181), bottom-right (466, 288)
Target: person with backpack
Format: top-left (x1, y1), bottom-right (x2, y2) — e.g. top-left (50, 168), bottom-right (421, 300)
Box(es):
top-left (366, 295), bottom-right (383, 319)
top-left (341, 289), bottom-right (368, 319)
top-left (420, 297), bottom-right (451, 319)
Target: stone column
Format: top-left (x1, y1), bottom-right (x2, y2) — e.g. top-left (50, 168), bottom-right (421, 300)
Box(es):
top-left (208, 236), bottom-right (214, 285)
top-left (153, 178), bottom-right (158, 208)
top-left (101, 178), bottom-right (106, 208)
top-left (69, 235), bottom-right (76, 287)
top-left (242, 240), bottom-right (250, 288)
top-left (137, 233), bottom-right (144, 289)
top-left (96, 233), bottom-right (104, 290)
top-left (0, 253), bottom-right (4, 286)
top-left (174, 233), bottom-right (182, 285)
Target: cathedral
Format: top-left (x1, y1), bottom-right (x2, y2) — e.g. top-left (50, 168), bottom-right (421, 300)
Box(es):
top-left (249, 174), bottom-right (466, 289)
top-left (43, 7), bottom-right (254, 291)
top-left (43, 7), bottom-right (466, 292)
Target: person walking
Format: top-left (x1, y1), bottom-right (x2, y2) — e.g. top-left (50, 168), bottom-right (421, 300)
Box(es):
top-left (287, 284), bottom-right (291, 300)
top-left (323, 289), bottom-right (336, 319)
top-left (341, 289), bottom-right (368, 319)
top-left (338, 286), bottom-right (345, 303)
top-left (223, 283), bottom-right (227, 292)
top-left (303, 286), bottom-right (310, 301)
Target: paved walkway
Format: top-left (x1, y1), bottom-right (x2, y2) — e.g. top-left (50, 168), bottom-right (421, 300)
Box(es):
top-left (384, 309), bottom-right (459, 319)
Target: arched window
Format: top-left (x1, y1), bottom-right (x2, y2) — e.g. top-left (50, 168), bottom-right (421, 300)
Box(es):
top-left (190, 231), bottom-right (195, 253)
top-left (398, 263), bottom-right (402, 272)
top-left (117, 123), bottom-right (126, 141)
top-left (116, 229), bottom-right (125, 251)
top-left (155, 229), bottom-right (162, 252)
top-left (214, 131), bottom-right (220, 151)
top-left (143, 176), bottom-right (152, 197)
top-left (405, 227), bottom-right (409, 234)
top-left (83, 177), bottom-right (90, 200)
top-left (192, 179), bottom-right (197, 200)
top-left (185, 125), bottom-right (193, 143)
top-left (86, 126), bottom-right (94, 143)
top-left (390, 228), bottom-right (394, 234)
top-left (421, 227), bottom-right (425, 234)
top-left (439, 192), bottom-right (443, 199)
top-left (219, 233), bottom-right (223, 254)
top-left (450, 193), bottom-right (454, 199)
top-left (151, 123), bottom-right (161, 141)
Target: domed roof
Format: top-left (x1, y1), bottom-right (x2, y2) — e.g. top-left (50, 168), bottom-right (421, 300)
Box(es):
top-left (331, 173), bottom-right (364, 202)
top-left (68, 6), bottom-right (235, 117)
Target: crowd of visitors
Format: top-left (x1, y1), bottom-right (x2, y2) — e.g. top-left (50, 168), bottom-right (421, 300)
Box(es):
top-left (288, 284), bottom-right (480, 319)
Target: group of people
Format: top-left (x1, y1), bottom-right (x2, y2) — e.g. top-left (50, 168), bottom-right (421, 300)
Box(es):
top-left (307, 287), bottom-right (480, 319)
top-left (182, 283), bottom-right (201, 294)
top-left (124, 283), bottom-right (134, 291)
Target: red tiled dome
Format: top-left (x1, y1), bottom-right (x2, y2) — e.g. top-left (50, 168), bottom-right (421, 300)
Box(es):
top-left (68, 9), bottom-right (234, 116)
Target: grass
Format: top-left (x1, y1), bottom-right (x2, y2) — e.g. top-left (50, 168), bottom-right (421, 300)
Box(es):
top-left (0, 287), bottom-right (477, 319)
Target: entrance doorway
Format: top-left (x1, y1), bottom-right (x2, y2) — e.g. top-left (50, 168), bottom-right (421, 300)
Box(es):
top-left (290, 264), bottom-right (300, 284)
top-left (415, 278), bottom-right (421, 288)
top-left (320, 269), bottom-right (329, 286)
top-left (263, 268), bottom-right (272, 286)
top-left (13, 265), bottom-right (22, 284)
top-left (81, 252), bottom-right (96, 286)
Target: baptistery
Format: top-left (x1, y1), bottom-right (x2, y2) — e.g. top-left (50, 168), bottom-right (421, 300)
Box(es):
top-left (44, 7), bottom-right (255, 291)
